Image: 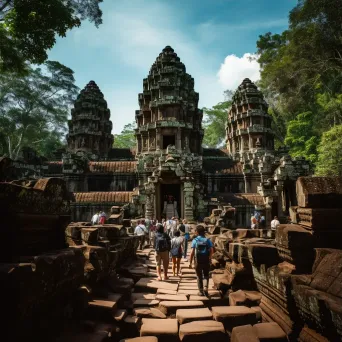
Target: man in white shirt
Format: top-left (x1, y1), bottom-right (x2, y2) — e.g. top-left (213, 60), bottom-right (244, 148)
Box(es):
top-left (91, 212), bottom-right (99, 225)
top-left (271, 216), bottom-right (280, 230)
top-left (135, 220), bottom-right (148, 250)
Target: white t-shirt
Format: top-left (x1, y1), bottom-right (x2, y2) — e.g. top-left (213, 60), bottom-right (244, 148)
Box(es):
top-left (135, 224), bottom-right (147, 236)
top-left (271, 219), bottom-right (280, 229)
top-left (91, 214), bottom-right (99, 225)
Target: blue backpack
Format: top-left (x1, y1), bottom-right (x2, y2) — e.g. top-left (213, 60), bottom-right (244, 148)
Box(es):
top-left (155, 233), bottom-right (170, 252)
top-left (195, 237), bottom-right (210, 264)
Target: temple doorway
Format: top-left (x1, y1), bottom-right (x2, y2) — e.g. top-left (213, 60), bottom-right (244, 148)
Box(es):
top-left (163, 135), bottom-right (175, 149)
top-left (159, 183), bottom-right (181, 220)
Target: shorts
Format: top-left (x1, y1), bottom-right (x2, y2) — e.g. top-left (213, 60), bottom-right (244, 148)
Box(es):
top-left (155, 250), bottom-right (169, 266)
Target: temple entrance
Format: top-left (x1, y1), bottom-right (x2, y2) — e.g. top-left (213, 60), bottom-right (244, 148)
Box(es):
top-left (159, 183), bottom-right (181, 220)
top-left (162, 135), bottom-right (175, 149)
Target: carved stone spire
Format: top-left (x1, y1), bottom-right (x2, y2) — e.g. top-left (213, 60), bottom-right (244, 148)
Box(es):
top-left (67, 80), bottom-right (114, 158)
top-left (226, 78), bottom-right (275, 158)
top-left (135, 46), bottom-right (203, 155)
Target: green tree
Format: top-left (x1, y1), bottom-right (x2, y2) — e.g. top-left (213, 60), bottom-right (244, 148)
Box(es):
top-left (0, 0), bottom-right (103, 72)
top-left (284, 111), bottom-right (319, 163)
top-left (203, 90), bottom-right (232, 148)
top-left (315, 125), bottom-right (342, 176)
top-left (113, 122), bottom-right (136, 149)
top-left (0, 61), bottom-right (78, 159)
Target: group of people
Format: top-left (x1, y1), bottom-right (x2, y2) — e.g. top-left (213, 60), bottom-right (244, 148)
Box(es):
top-left (153, 223), bottom-right (214, 297)
top-left (91, 211), bottom-right (107, 225)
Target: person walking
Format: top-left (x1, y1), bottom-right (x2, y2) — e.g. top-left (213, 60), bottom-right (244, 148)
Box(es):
top-left (170, 231), bottom-right (183, 276)
top-left (182, 219), bottom-right (190, 260)
top-left (189, 225), bottom-right (214, 297)
top-left (271, 216), bottom-right (280, 230)
top-left (91, 211), bottom-right (99, 225)
top-left (99, 211), bottom-right (107, 225)
top-left (135, 220), bottom-right (148, 250)
top-left (154, 223), bottom-right (171, 281)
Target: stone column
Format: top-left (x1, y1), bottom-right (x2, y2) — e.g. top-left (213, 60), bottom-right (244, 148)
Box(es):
top-left (147, 131), bottom-right (150, 152)
top-left (244, 175), bottom-right (251, 193)
top-left (156, 128), bottom-right (161, 150)
top-left (145, 183), bottom-right (155, 220)
top-left (176, 127), bottom-right (181, 150)
top-left (183, 182), bottom-right (194, 221)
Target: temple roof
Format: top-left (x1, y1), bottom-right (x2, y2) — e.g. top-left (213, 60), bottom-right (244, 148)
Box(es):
top-left (74, 192), bottom-right (133, 203)
top-left (89, 161), bottom-right (137, 173)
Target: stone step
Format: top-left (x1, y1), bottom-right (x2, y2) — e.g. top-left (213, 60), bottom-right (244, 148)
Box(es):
top-left (156, 294), bottom-right (188, 301)
top-left (212, 306), bottom-right (258, 331)
top-left (177, 290), bottom-right (200, 295)
top-left (88, 298), bottom-right (118, 313)
top-left (133, 299), bottom-right (160, 308)
top-left (158, 300), bottom-right (205, 315)
top-left (179, 320), bottom-right (226, 342)
top-left (140, 318), bottom-right (179, 342)
top-left (176, 307), bottom-right (213, 324)
top-left (134, 307), bottom-right (167, 319)
top-left (113, 309), bottom-right (128, 322)
top-left (119, 337), bottom-right (158, 342)
top-left (135, 278), bottom-right (178, 293)
top-left (131, 293), bottom-right (156, 301)
top-left (157, 288), bottom-right (178, 295)
top-left (122, 315), bottom-right (141, 338)
top-left (253, 322), bottom-right (288, 341)
top-left (231, 325), bottom-right (259, 342)
top-left (178, 285), bottom-right (198, 290)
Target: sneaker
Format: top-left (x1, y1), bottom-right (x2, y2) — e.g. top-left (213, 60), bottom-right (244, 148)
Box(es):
top-left (197, 291), bottom-right (205, 297)
top-left (203, 287), bottom-right (209, 297)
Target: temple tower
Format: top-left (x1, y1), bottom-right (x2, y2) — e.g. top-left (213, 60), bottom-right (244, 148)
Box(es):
top-left (226, 78), bottom-right (274, 159)
top-left (66, 80), bottom-right (114, 158)
top-left (135, 46), bottom-right (203, 155)
top-left (135, 46), bottom-right (204, 221)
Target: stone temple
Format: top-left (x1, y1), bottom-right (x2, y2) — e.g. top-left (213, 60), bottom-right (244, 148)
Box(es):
top-left (1, 46), bottom-right (342, 342)
top-left (0, 46), bottom-right (310, 226)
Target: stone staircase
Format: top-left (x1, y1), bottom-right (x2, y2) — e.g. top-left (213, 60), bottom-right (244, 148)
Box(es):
top-left (54, 247), bottom-right (289, 342)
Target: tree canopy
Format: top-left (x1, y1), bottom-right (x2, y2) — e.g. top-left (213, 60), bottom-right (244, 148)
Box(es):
top-left (113, 122), bottom-right (136, 149)
top-left (0, 61), bottom-right (79, 159)
top-left (0, 0), bottom-right (103, 72)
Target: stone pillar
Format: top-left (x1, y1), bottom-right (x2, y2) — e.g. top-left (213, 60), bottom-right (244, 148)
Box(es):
top-left (145, 183), bottom-right (155, 220)
top-left (147, 131), bottom-right (150, 152)
top-left (176, 127), bottom-right (181, 150)
top-left (183, 182), bottom-right (194, 221)
top-left (244, 175), bottom-right (251, 193)
top-left (156, 128), bottom-right (161, 150)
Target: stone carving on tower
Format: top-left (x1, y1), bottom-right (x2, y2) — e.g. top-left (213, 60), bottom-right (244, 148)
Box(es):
top-left (66, 80), bottom-right (114, 159)
top-left (135, 46), bottom-right (205, 221)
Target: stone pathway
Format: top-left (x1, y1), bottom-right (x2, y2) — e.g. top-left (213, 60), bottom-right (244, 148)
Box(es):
top-left (54, 246), bottom-right (288, 342)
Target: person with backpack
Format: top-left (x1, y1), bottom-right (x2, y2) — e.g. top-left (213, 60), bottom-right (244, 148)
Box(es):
top-left (154, 223), bottom-right (171, 281)
top-left (170, 231), bottom-right (184, 276)
top-left (189, 225), bottom-right (214, 297)
top-left (134, 220), bottom-right (148, 250)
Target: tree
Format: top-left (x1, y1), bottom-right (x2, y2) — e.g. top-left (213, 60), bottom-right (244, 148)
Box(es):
top-left (0, 61), bottom-right (78, 159)
top-left (315, 125), bottom-right (342, 176)
top-left (0, 0), bottom-right (103, 72)
top-left (203, 90), bottom-right (232, 148)
top-left (113, 122), bottom-right (136, 149)
top-left (284, 111), bottom-right (319, 164)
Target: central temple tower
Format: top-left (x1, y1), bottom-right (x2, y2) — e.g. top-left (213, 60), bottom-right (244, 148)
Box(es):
top-left (135, 46), bottom-right (204, 220)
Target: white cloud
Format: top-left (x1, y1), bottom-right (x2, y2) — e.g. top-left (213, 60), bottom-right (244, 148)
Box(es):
top-left (217, 53), bottom-right (260, 91)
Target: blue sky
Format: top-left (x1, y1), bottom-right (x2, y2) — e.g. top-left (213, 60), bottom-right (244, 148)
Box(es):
top-left (48, 0), bottom-right (297, 134)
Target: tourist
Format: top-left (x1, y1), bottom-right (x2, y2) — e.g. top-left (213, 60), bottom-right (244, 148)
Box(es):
top-left (182, 219), bottom-right (190, 260)
top-left (99, 211), bottom-right (107, 225)
top-left (162, 218), bottom-right (166, 232)
top-left (170, 230), bottom-right (183, 276)
top-left (91, 211), bottom-right (100, 225)
top-left (189, 225), bottom-right (214, 297)
top-left (271, 216), bottom-right (280, 230)
top-left (154, 223), bottom-right (171, 281)
top-left (165, 217), bottom-right (176, 238)
top-left (134, 220), bottom-right (148, 250)
top-left (260, 215), bottom-right (266, 228)
top-left (251, 216), bottom-right (258, 229)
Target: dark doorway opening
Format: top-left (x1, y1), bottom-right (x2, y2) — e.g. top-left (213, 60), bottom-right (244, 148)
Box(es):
top-left (160, 183), bottom-right (181, 219)
top-left (163, 135), bottom-right (175, 149)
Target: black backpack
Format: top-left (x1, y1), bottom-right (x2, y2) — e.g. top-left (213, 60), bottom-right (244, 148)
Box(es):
top-left (179, 224), bottom-right (185, 233)
top-left (155, 233), bottom-right (170, 252)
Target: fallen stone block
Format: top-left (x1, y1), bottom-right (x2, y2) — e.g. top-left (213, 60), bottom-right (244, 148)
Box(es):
top-left (156, 294), bottom-right (188, 301)
top-left (229, 290), bottom-right (262, 307)
top-left (212, 306), bottom-right (257, 331)
top-left (88, 299), bottom-right (117, 313)
top-left (123, 315), bottom-right (141, 338)
top-left (179, 320), bottom-right (226, 342)
top-left (176, 307), bottom-right (213, 324)
top-left (114, 309), bottom-right (127, 322)
top-left (253, 322), bottom-right (288, 341)
top-left (131, 293), bottom-right (156, 301)
top-left (231, 325), bottom-right (259, 342)
top-left (140, 318), bottom-right (178, 342)
top-left (135, 278), bottom-right (178, 293)
top-left (251, 306), bottom-right (262, 322)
